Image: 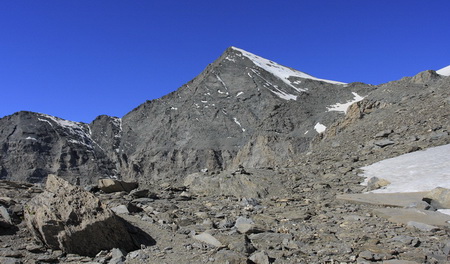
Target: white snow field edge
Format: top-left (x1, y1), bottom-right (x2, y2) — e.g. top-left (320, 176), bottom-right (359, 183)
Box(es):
top-left (231, 47), bottom-right (346, 86)
top-left (327, 92), bottom-right (364, 114)
top-left (361, 144), bottom-right (450, 193)
top-left (436, 65), bottom-right (450, 76)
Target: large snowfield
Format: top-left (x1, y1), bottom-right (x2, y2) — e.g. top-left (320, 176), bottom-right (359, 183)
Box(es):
top-left (361, 144), bottom-right (450, 193)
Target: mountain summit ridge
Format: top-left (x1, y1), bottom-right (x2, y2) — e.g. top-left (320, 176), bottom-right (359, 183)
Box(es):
top-left (230, 46), bottom-right (346, 86)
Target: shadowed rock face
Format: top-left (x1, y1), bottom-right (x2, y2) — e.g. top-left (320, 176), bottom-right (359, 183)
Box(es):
top-left (0, 112), bottom-right (117, 185)
top-left (24, 175), bottom-right (141, 257)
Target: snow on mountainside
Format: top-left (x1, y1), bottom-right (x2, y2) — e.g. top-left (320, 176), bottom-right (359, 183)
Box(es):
top-left (230, 47), bottom-right (346, 86)
top-left (437, 65), bottom-right (450, 76)
top-left (361, 144), bottom-right (450, 193)
top-left (327, 92), bottom-right (364, 114)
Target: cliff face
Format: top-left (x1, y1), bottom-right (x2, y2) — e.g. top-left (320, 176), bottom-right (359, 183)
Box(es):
top-left (0, 112), bottom-right (116, 184)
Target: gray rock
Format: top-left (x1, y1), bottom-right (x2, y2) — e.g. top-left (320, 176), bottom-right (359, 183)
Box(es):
top-left (366, 177), bottom-right (391, 191)
top-left (249, 251), bottom-right (271, 264)
top-left (226, 235), bottom-right (256, 255)
top-left (212, 250), bottom-right (247, 264)
top-left (0, 257), bottom-right (22, 264)
top-left (109, 248), bottom-right (126, 264)
top-left (192, 232), bottom-right (224, 248)
top-left (98, 179), bottom-right (138, 193)
top-left (24, 174), bottom-right (139, 256)
top-left (249, 232), bottom-right (291, 250)
top-left (374, 129), bottom-right (393, 138)
top-left (373, 139), bottom-right (395, 147)
top-left (423, 187), bottom-right (450, 209)
top-left (407, 221), bottom-right (440, 232)
top-left (234, 216), bottom-right (255, 234)
top-left (111, 205), bottom-right (129, 215)
top-left (0, 205), bottom-right (12, 227)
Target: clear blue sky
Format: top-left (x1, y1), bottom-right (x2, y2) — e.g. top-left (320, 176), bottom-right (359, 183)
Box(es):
top-left (1, 1), bottom-right (449, 123)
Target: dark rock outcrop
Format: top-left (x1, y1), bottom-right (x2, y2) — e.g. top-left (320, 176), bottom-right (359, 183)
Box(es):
top-left (0, 112), bottom-right (117, 185)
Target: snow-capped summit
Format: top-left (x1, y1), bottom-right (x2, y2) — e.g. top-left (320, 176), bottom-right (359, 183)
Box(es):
top-left (436, 65), bottom-right (450, 76)
top-left (230, 47), bottom-right (346, 86)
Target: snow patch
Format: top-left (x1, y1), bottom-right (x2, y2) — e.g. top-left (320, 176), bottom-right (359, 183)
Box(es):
top-left (437, 65), bottom-right (450, 76)
top-left (327, 92), bottom-right (364, 114)
top-left (250, 69), bottom-right (297, 101)
top-left (361, 144), bottom-right (450, 193)
top-left (236, 92), bottom-right (244, 97)
top-left (217, 90), bottom-right (229, 95)
top-left (225, 56), bottom-right (235, 62)
top-left (233, 117), bottom-right (246, 132)
top-left (314, 123), bottom-right (327, 133)
top-left (216, 74), bottom-right (228, 90)
top-left (25, 137), bottom-right (37, 141)
top-left (37, 114), bottom-right (92, 144)
top-left (231, 47), bottom-right (346, 86)
top-left (38, 118), bottom-right (53, 126)
top-left (68, 139), bottom-right (94, 149)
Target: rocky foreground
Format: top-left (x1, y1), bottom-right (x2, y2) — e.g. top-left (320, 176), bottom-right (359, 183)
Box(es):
top-left (1, 156), bottom-right (450, 264)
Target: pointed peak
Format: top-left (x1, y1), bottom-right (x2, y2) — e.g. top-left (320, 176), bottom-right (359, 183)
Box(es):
top-left (436, 65), bottom-right (450, 76)
top-left (226, 47), bottom-right (345, 85)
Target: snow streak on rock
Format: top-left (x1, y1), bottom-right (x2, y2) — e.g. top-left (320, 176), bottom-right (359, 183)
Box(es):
top-left (327, 92), bottom-right (364, 114)
top-left (231, 47), bottom-right (345, 86)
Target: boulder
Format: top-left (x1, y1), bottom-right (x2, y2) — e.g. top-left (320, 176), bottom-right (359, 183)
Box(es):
top-left (24, 175), bottom-right (139, 257)
top-left (366, 177), bottom-right (391, 191)
top-left (373, 139), bottom-right (395, 147)
top-left (192, 232), bottom-right (224, 248)
top-left (249, 251), bottom-right (271, 264)
top-left (0, 205), bottom-right (12, 228)
top-left (423, 187), bottom-right (450, 209)
top-left (98, 179), bottom-right (138, 193)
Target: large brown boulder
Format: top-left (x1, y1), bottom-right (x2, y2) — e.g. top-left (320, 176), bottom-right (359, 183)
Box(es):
top-left (24, 175), bottom-right (139, 256)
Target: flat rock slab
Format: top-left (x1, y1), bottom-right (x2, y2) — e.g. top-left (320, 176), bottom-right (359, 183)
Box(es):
top-left (337, 192), bottom-right (427, 207)
top-left (373, 208), bottom-right (450, 228)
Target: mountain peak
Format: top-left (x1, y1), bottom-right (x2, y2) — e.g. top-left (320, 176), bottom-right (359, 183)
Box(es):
top-left (228, 47), bottom-right (345, 86)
